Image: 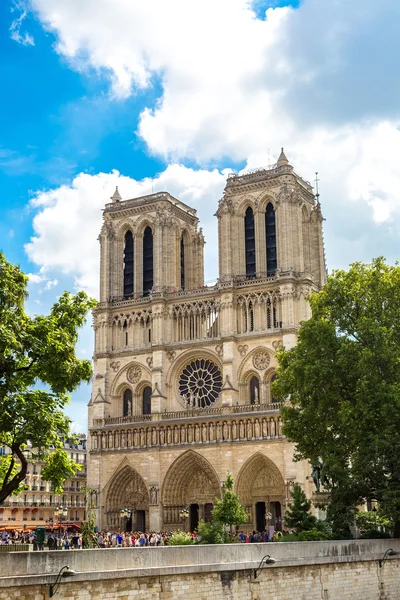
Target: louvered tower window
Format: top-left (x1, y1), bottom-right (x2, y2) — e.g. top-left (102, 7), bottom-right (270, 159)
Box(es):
top-left (244, 207), bottom-right (256, 277)
top-left (180, 236), bottom-right (185, 290)
top-left (123, 231), bottom-right (134, 298)
top-left (143, 227), bottom-right (153, 296)
top-left (265, 203), bottom-right (277, 276)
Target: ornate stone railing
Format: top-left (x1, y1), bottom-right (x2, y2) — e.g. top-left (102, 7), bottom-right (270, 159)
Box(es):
top-left (92, 403), bottom-right (280, 428)
top-left (90, 411), bottom-right (283, 452)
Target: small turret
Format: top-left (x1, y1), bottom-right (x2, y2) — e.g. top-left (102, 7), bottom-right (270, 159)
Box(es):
top-left (110, 186), bottom-right (122, 203)
top-left (277, 148), bottom-right (289, 167)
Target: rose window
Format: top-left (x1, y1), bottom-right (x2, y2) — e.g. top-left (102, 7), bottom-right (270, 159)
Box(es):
top-left (179, 359), bottom-right (222, 408)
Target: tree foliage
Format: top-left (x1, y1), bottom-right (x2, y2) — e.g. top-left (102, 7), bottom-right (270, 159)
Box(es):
top-left (0, 252), bottom-right (96, 503)
top-left (274, 258), bottom-right (400, 536)
top-left (212, 471), bottom-right (248, 535)
top-left (166, 531), bottom-right (195, 545)
top-left (284, 483), bottom-right (317, 531)
top-left (196, 520), bottom-right (225, 544)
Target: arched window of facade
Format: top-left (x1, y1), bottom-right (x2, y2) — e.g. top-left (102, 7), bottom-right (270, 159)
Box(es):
top-left (143, 227), bottom-right (153, 296)
top-left (123, 389), bottom-right (132, 417)
top-left (250, 376), bottom-right (260, 405)
top-left (180, 236), bottom-right (185, 290)
top-left (244, 207), bottom-right (256, 277)
top-left (123, 231), bottom-right (134, 298)
top-left (265, 203), bottom-right (277, 276)
top-left (270, 374), bottom-right (279, 403)
top-left (142, 386), bottom-right (152, 415)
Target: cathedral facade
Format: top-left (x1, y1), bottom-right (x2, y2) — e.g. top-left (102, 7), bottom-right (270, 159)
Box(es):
top-left (87, 150), bottom-right (326, 533)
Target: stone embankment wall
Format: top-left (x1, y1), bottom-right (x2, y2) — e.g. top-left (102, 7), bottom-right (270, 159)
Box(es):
top-left (0, 540), bottom-right (399, 600)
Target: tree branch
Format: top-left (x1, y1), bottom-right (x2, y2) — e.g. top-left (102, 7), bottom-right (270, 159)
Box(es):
top-left (0, 443), bottom-right (28, 504)
top-left (16, 358), bottom-right (38, 372)
top-left (3, 456), bottom-right (15, 487)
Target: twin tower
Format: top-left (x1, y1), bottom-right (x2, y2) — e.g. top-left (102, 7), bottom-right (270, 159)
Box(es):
top-left (88, 150), bottom-right (325, 532)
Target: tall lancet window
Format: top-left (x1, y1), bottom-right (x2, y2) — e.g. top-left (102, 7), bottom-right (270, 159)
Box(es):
top-left (180, 236), bottom-right (185, 290)
top-left (123, 231), bottom-right (134, 298)
top-left (143, 226), bottom-right (153, 296)
top-left (142, 386), bottom-right (152, 415)
top-left (265, 203), bottom-right (277, 276)
top-left (244, 207), bottom-right (256, 277)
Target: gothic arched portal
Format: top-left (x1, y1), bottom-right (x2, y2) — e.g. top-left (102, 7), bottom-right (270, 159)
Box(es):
top-left (162, 450), bottom-right (220, 530)
top-left (105, 465), bottom-right (149, 531)
top-left (236, 452), bottom-right (286, 530)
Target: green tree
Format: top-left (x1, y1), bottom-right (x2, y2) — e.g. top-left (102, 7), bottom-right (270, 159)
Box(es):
top-left (274, 258), bottom-right (400, 537)
top-left (212, 471), bottom-right (248, 536)
top-left (0, 252), bottom-right (96, 503)
top-left (196, 520), bottom-right (225, 544)
top-left (284, 483), bottom-right (317, 531)
top-left (166, 531), bottom-right (195, 545)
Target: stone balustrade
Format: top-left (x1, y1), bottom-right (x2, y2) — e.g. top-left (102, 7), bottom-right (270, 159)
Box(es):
top-left (90, 409), bottom-right (283, 452)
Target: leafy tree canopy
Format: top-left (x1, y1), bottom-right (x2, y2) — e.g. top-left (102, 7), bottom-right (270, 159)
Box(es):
top-left (274, 258), bottom-right (400, 535)
top-left (212, 471), bottom-right (248, 534)
top-left (0, 252), bottom-right (96, 503)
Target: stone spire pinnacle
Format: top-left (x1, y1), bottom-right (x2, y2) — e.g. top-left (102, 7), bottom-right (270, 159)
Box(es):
top-left (110, 186), bottom-right (122, 203)
top-left (277, 148), bottom-right (289, 167)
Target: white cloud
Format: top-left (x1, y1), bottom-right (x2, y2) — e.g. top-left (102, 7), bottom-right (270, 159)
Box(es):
top-left (25, 166), bottom-right (227, 298)
top-left (10, 1), bottom-right (34, 46)
top-left (28, 0), bottom-right (400, 227)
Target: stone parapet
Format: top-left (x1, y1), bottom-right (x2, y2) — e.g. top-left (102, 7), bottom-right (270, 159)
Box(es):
top-left (1, 540), bottom-right (400, 597)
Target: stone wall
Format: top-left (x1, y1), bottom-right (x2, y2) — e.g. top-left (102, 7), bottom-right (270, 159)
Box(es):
top-left (1, 540), bottom-right (399, 600)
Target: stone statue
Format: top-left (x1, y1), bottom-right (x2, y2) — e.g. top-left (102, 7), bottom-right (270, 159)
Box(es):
top-left (150, 486), bottom-right (158, 505)
top-left (311, 464), bottom-right (321, 493)
top-left (254, 386), bottom-right (259, 404)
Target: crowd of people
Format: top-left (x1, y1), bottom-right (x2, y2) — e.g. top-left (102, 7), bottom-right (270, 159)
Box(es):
top-left (1, 527), bottom-right (288, 549)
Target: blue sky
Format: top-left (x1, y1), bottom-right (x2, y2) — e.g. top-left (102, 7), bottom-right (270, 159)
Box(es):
top-left (1, 0), bottom-right (400, 430)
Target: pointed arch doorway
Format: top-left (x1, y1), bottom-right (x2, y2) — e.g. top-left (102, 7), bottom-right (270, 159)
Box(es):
top-left (236, 453), bottom-right (285, 531)
top-left (105, 465), bottom-right (149, 531)
top-left (162, 450), bottom-right (220, 531)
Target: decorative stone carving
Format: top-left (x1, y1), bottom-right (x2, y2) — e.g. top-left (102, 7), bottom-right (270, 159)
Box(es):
top-left (166, 350), bottom-right (176, 362)
top-left (238, 344), bottom-right (248, 357)
top-left (127, 365), bottom-right (141, 384)
top-left (253, 350), bottom-right (271, 371)
top-left (149, 486), bottom-right (159, 505)
top-left (272, 340), bottom-right (282, 350)
top-left (146, 357), bottom-right (153, 368)
top-left (215, 344), bottom-right (223, 358)
top-left (110, 361), bottom-right (120, 373)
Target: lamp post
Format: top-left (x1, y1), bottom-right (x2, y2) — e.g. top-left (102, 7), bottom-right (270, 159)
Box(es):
top-left (253, 555), bottom-right (276, 579)
top-left (179, 507), bottom-right (189, 528)
top-left (49, 565), bottom-right (76, 597)
top-left (54, 506), bottom-right (68, 548)
top-left (379, 548), bottom-right (400, 568)
top-left (119, 508), bottom-right (131, 532)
